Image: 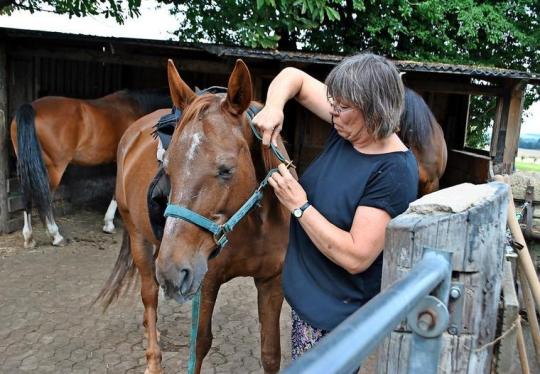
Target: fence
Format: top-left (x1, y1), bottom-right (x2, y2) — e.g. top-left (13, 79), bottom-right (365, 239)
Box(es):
top-left (281, 182), bottom-right (509, 373)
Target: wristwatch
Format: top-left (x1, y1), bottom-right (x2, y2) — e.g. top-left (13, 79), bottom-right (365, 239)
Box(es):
top-left (292, 202), bottom-right (311, 219)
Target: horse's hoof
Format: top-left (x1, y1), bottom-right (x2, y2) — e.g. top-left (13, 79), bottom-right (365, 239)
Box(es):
top-left (24, 239), bottom-right (36, 249)
top-left (144, 368), bottom-right (164, 374)
top-left (102, 223), bottom-right (116, 234)
top-left (52, 237), bottom-right (67, 247)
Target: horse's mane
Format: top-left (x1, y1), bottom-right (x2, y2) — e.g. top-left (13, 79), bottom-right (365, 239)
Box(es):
top-left (172, 94), bottom-right (216, 142)
top-left (243, 102), bottom-right (284, 173)
top-left (122, 88), bottom-right (172, 114)
top-left (399, 88), bottom-right (435, 150)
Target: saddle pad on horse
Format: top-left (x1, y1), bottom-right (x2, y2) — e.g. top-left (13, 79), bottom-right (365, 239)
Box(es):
top-left (147, 87), bottom-right (261, 241)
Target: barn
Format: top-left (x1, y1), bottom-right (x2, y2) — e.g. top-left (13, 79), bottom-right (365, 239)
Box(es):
top-left (1, 27), bottom-right (539, 234)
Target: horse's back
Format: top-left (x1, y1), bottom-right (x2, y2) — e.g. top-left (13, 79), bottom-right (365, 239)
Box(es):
top-left (10, 97), bottom-right (84, 161)
top-left (116, 109), bottom-right (168, 243)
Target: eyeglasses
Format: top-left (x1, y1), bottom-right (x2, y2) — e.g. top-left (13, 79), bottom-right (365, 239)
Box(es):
top-left (327, 95), bottom-right (354, 114)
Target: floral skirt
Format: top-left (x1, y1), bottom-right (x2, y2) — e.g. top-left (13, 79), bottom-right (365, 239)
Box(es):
top-left (291, 308), bottom-right (329, 360)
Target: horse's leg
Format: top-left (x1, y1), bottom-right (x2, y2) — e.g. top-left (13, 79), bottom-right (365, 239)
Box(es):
top-left (102, 196), bottom-right (117, 233)
top-left (45, 163), bottom-right (67, 246)
top-left (194, 278), bottom-right (221, 374)
top-left (22, 205), bottom-right (36, 249)
top-left (130, 234), bottom-right (162, 374)
top-left (255, 274), bottom-right (284, 374)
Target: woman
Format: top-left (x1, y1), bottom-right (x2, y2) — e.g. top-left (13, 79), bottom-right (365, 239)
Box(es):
top-left (252, 53), bottom-right (419, 359)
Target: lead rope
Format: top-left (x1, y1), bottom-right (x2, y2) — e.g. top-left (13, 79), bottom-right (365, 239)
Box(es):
top-left (186, 108), bottom-right (294, 374)
top-left (188, 290), bottom-right (201, 374)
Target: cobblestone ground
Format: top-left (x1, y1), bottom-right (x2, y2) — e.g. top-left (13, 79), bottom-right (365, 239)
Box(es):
top-left (10, 208), bottom-right (537, 374)
top-left (0, 209), bottom-right (293, 374)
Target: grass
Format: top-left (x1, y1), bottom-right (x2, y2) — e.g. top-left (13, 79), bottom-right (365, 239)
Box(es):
top-left (515, 161), bottom-right (540, 172)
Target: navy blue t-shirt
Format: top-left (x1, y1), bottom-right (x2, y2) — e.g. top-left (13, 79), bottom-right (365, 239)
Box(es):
top-left (282, 128), bottom-right (419, 331)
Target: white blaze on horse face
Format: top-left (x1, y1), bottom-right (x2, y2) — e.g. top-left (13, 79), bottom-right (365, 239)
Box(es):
top-left (156, 138), bottom-right (166, 162)
top-left (187, 132), bottom-right (203, 161)
top-left (178, 130), bottom-right (204, 177)
top-left (164, 216), bottom-right (181, 238)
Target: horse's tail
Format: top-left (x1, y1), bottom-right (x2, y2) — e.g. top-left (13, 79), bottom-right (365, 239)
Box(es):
top-left (399, 88), bottom-right (435, 150)
top-left (15, 103), bottom-right (53, 222)
top-left (94, 230), bottom-right (138, 311)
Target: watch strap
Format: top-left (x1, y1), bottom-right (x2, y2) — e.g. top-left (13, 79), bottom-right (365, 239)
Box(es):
top-left (298, 202), bottom-right (311, 212)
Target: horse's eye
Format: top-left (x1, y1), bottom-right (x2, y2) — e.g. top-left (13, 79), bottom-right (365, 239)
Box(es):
top-left (217, 166), bottom-right (234, 180)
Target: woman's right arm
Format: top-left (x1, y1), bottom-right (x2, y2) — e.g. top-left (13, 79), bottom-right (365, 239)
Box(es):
top-left (253, 67), bottom-right (333, 146)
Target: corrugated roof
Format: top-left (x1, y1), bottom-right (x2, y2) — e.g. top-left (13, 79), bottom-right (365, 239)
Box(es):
top-left (200, 45), bottom-right (540, 83)
top-left (3, 27), bottom-right (539, 84)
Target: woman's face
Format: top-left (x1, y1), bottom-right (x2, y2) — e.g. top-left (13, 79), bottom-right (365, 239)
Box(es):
top-left (328, 97), bottom-right (367, 143)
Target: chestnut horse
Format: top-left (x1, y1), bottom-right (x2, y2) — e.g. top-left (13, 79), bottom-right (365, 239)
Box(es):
top-left (400, 88), bottom-right (447, 196)
top-left (97, 60), bottom-right (290, 374)
top-left (10, 89), bottom-right (171, 247)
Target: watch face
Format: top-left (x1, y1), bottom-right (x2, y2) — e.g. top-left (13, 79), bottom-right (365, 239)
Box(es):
top-left (293, 209), bottom-right (302, 218)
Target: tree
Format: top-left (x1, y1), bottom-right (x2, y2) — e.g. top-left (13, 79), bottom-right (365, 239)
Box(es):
top-left (0, 0), bottom-right (141, 23)
top-left (2, 0), bottom-right (539, 103)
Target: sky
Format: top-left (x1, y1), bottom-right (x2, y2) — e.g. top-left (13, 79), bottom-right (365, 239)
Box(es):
top-left (1, 3), bottom-right (539, 134)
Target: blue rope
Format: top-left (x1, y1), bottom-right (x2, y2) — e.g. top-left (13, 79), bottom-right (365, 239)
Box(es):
top-left (187, 288), bottom-right (201, 374)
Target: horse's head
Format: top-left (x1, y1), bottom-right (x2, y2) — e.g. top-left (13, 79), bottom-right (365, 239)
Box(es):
top-left (156, 59), bottom-right (265, 302)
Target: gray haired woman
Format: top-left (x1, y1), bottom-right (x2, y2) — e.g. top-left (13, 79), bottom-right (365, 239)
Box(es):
top-left (252, 53), bottom-right (419, 359)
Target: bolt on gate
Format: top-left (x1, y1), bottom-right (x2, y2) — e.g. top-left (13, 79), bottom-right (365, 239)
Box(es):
top-left (282, 182), bottom-right (509, 374)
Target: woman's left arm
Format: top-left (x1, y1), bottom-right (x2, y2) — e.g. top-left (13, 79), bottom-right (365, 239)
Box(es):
top-left (268, 164), bottom-right (391, 274)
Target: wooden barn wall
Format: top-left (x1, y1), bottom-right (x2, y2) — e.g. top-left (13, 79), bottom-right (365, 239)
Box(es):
top-left (0, 43), bottom-right (8, 234)
top-left (2, 34), bottom-right (525, 234)
top-left (4, 53), bottom-right (211, 233)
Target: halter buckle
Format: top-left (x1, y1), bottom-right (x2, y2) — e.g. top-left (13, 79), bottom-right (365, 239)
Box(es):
top-left (284, 159), bottom-right (296, 169)
top-left (213, 228), bottom-right (228, 247)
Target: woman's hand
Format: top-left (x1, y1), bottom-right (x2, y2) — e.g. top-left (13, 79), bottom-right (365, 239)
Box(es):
top-left (252, 105), bottom-right (284, 146)
top-left (268, 163), bottom-right (307, 212)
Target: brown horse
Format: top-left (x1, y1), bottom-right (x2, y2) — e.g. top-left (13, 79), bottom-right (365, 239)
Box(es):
top-left (400, 88), bottom-right (447, 196)
top-left (96, 60), bottom-right (290, 374)
top-left (10, 89), bottom-right (171, 247)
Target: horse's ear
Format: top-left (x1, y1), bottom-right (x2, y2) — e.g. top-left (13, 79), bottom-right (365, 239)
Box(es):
top-left (167, 59), bottom-right (196, 110)
top-left (224, 59), bottom-right (252, 116)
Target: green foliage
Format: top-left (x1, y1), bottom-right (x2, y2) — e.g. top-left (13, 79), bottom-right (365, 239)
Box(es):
top-left (515, 161), bottom-right (540, 172)
top-left (164, 0), bottom-right (540, 102)
top-left (3, 0), bottom-right (539, 103)
top-left (465, 95), bottom-right (497, 150)
top-left (0, 0), bottom-right (141, 23)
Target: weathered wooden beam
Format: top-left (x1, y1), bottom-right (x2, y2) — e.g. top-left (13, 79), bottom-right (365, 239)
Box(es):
top-left (491, 79), bottom-right (527, 175)
top-left (406, 79), bottom-right (504, 96)
top-left (496, 260), bottom-right (519, 373)
top-left (9, 46), bottom-right (277, 79)
top-left (376, 182), bottom-right (509, 373)
top-left (0, 42), bottom-right (8, 234)
top-left (503, 81), bottom-right (526, 169)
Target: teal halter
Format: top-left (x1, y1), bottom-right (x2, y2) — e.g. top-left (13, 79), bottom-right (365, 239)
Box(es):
top-left (163, 105), bottom-right (292, 253)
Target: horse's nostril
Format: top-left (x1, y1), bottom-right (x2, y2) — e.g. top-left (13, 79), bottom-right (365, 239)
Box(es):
top-left (179, 268), bottom-right (192, 295)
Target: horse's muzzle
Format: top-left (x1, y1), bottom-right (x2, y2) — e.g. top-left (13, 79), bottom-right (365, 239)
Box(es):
top-left (156, 254), bottom-right (208, 304)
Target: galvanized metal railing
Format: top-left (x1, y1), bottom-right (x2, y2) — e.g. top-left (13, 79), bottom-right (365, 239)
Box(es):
top-left (281, 248), bottom-right (453, 374)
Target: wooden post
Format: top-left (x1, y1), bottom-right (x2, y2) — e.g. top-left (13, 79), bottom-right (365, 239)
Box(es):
top-left (376, 182), bottom-right (509, 373)
top-left (496, 260), bottom-right (519, 373)
top-left (0, 42), bottom-right (8, 234)
top-left (491, 80), bottom-right (526, 175)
